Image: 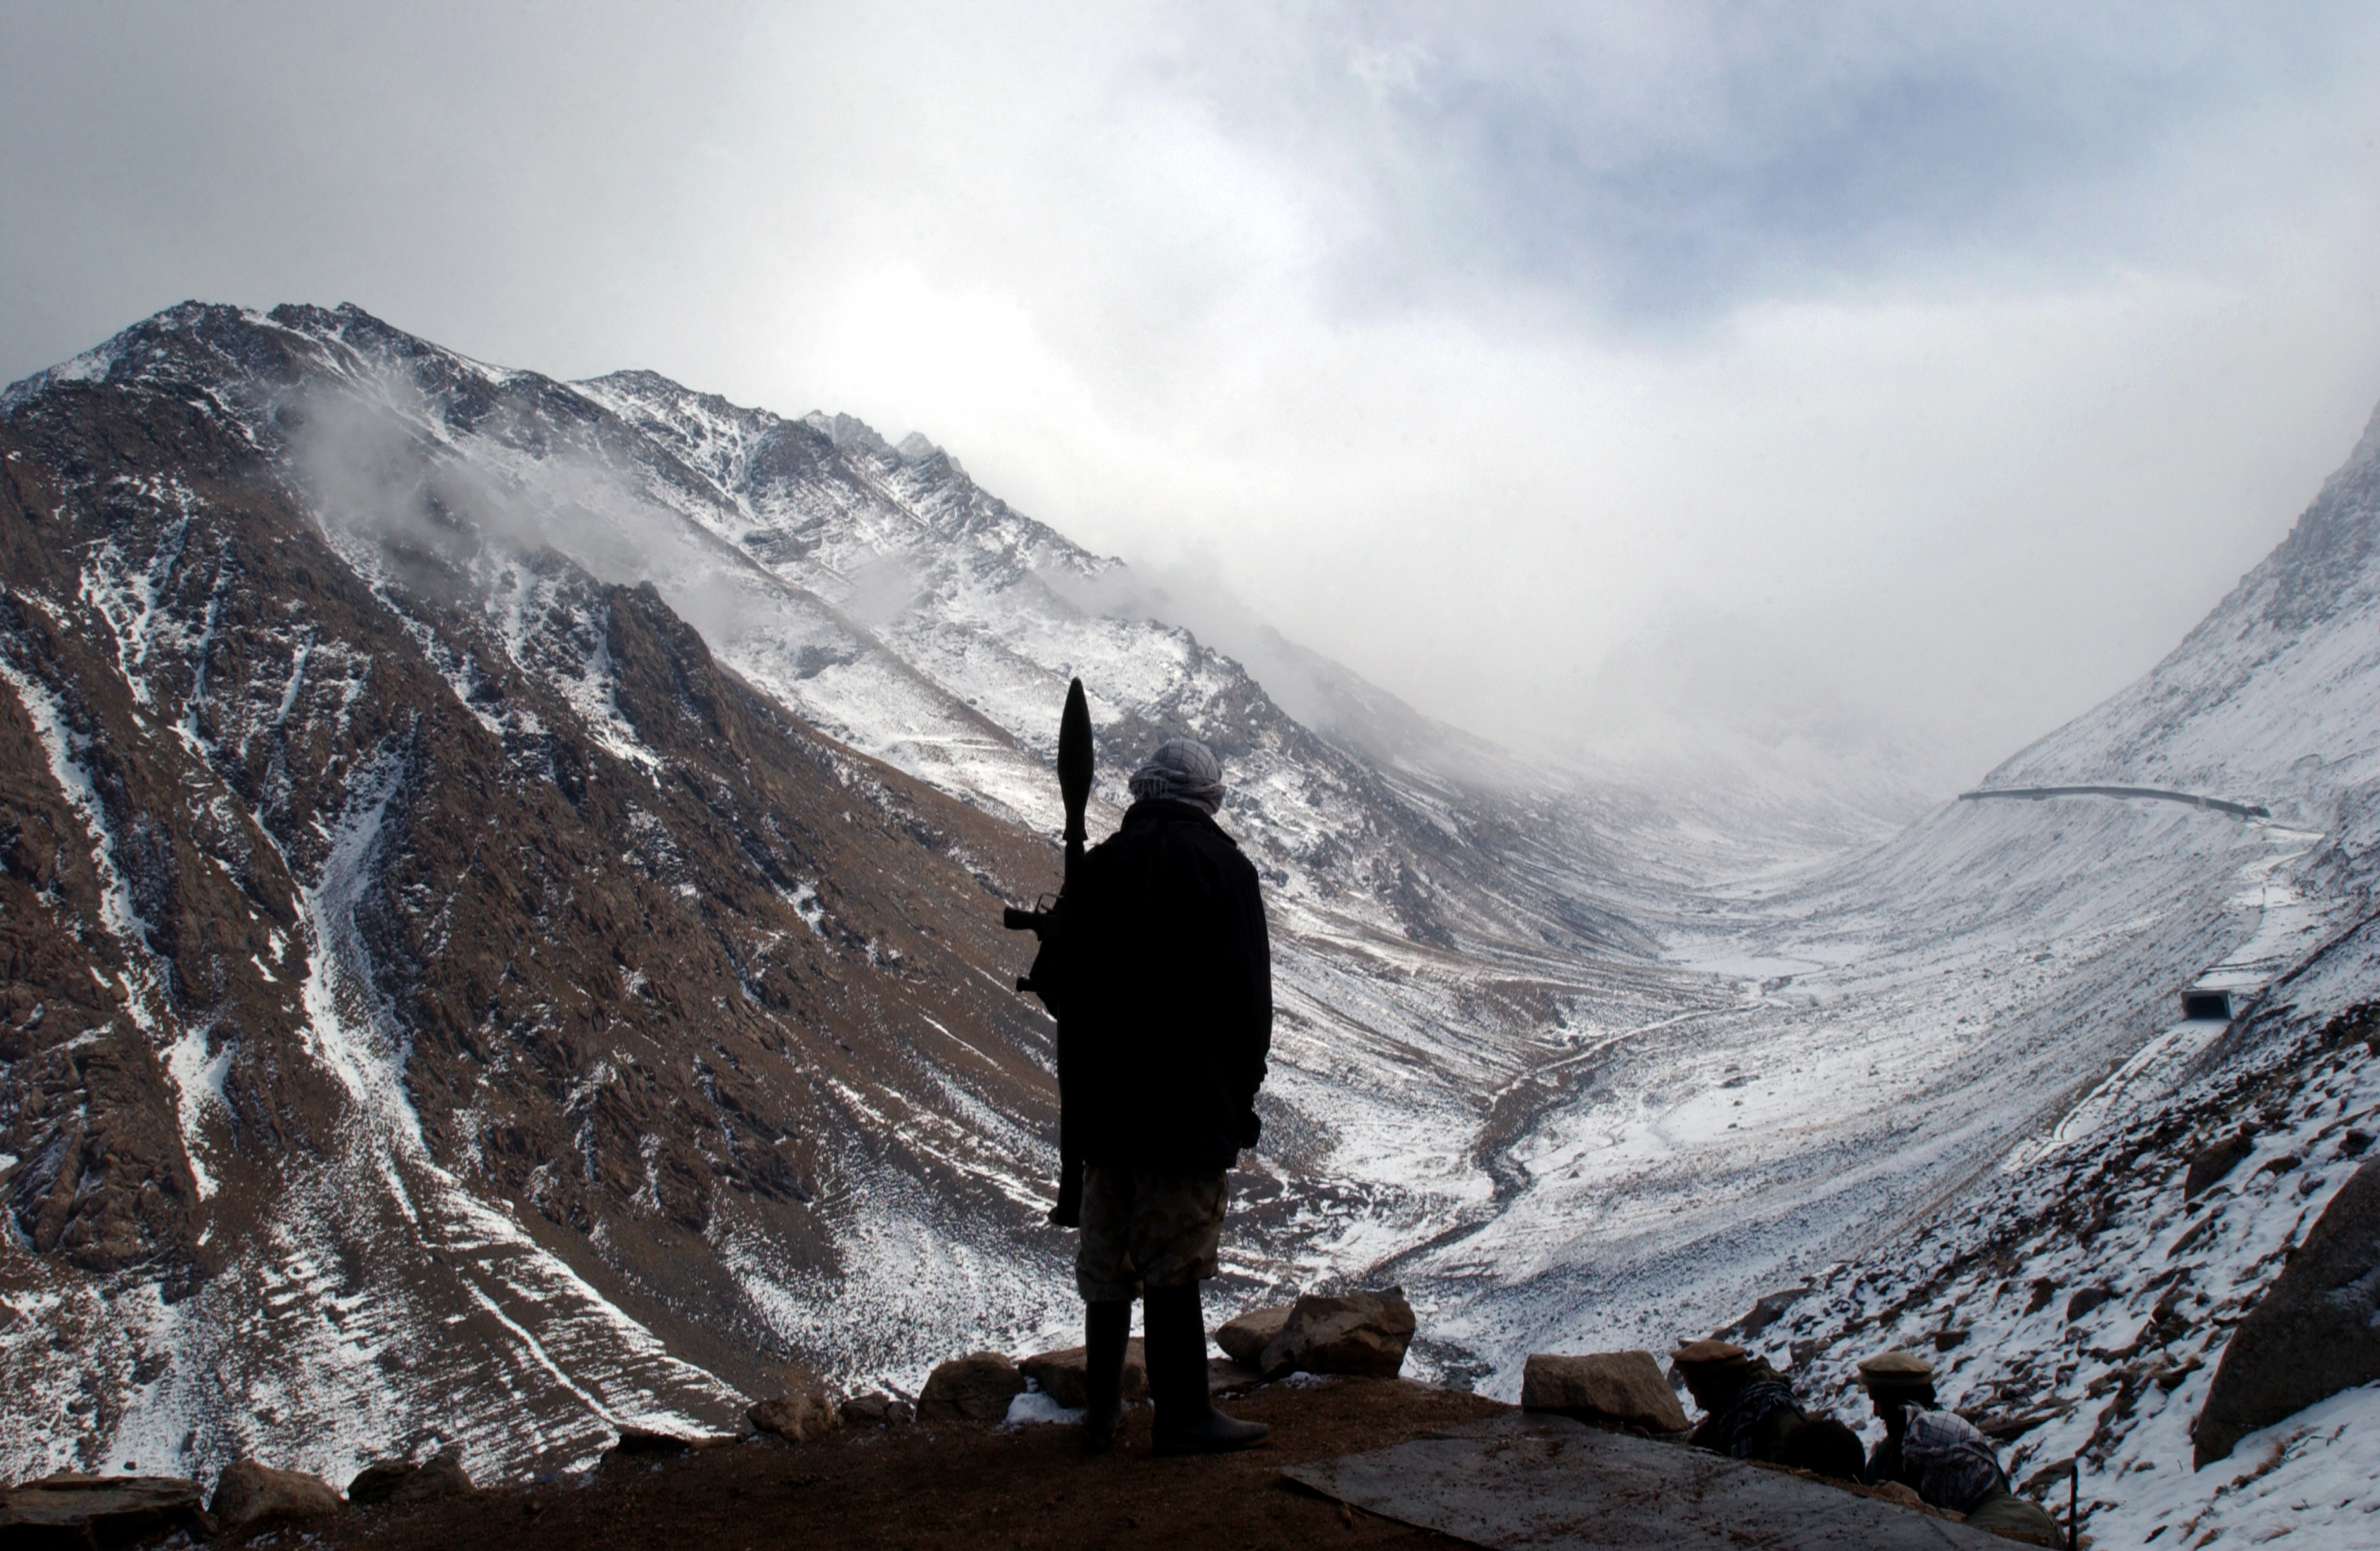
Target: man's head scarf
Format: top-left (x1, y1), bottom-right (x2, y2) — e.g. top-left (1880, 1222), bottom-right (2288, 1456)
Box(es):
top-left (1900, 1407), bottom-right (2009, 1513)
top-left (1128, 738), bottom-right (1226, 814)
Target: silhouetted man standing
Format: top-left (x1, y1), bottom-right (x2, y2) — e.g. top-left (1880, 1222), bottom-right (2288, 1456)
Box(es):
top-left (1036, 738), bottom-right (1272, 1455)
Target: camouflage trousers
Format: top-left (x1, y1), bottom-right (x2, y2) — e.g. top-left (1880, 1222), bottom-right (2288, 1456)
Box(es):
top-left (1074, 1166), bottom-right (1227, 1303)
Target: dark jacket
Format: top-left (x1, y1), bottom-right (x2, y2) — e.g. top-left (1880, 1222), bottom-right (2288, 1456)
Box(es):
top-left (1036, 798), bottom-right (1271, 1173)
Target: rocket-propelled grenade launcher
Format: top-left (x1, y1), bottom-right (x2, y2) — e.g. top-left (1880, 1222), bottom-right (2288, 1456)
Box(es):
top-left (1002, 677), bottom-right (1092, 1224)
top-left (1002, 677), bottom-right (1091, 945)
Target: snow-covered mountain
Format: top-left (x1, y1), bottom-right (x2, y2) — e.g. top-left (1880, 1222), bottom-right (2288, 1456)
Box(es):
top-left (0, 302), bottom-right (1700, 1486)
top-left (9, 299), bottom-right (2380, 1546)
top-left (1990, 398), bottom-right (2380, 900)
top-left (1397, 394), bottom-right (2380, 1542)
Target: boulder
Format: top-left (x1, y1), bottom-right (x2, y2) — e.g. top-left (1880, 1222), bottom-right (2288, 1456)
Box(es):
top-left (2063, 1284), bottom-right (2115, 1324)
top-left (399, 1454), bottom-right (474, 1503)
top-left (608, 1428), bottom-right (694, 1458)
top-left (1257, 1288), bottom-right (1417, 1379)
top-left (1215, 1304), bottom-right (1293, 1366)
top-left (0, 1473), bottom-right (208, 1545)
top-left (1018, 1338), bottom-right (1147, 1409)
top-left (1520, 1351), bottom-right (1691, 1433)
top-left (2184, 1128), bottom-right (2255, 1201)
top-left (349, 1454), bottom-right (475, 1506)
top-left (916, 1351), bottom-right (1026, 1424)
top-left (2195, 1155), bottom-right (2380, 1466)
top-left (750, 1379), bottom-right (841, 1443)
top-left (1208, 1358), bottom-right (1262, 1394)
top-left (210, 1459), bottom-right (346, 1533)
top-left (839, 1392), bottom-right (915, 1427)
top-left (346, 1460), bottom-right (415, 1505)
top-left (1723, 1286), bottom-right (1811, 1341)
top-left (347, 1461), bottom-right (415, 1506)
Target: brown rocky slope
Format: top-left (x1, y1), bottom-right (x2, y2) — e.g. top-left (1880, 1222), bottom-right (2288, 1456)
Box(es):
top-left (0, 320), bottom-right (1076, 1479)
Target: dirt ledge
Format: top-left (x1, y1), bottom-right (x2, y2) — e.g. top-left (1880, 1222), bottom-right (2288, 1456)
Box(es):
top-left (289, 1378), bottom-right (1503, 1551)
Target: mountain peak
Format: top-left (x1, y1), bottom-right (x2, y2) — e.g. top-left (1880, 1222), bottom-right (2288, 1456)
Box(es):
top-left (801, 410), bottom-right (889, 453)
top-left (893, 429), bottom-right (953, 470)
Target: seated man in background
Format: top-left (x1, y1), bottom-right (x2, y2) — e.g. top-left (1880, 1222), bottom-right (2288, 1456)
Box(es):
top-left (1674, 1341), bottom-right (1864, 1482)
top-left (1858, 1350), bottom-right (2060, 1545)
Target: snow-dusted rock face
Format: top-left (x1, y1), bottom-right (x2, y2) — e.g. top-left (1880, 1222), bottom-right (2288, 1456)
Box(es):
top-left (567, 366), bottom-right (1663, 961)
top-left (1754, 984), bottom-right (2380, 1547)
top-left (1992, 400), bottom-right (2380, 832)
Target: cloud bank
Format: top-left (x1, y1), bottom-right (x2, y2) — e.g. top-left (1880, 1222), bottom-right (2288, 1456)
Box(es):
top-left (6, 2), bottom-right (2380, 791)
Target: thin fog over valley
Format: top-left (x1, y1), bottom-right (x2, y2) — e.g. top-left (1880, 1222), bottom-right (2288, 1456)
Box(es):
top-left (6, 6), bottom-right (2380, 1548)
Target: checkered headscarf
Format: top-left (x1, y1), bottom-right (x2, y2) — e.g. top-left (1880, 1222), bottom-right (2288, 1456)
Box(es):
top-left (1127, 738), bottom-right (1225, 814)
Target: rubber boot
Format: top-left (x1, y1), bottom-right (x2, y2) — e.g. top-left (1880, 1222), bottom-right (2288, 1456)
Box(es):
top-left (1145, 1281), bottom-right (1268, 1455)
top-left (1081, 1299), bottom-right (1131, 1454)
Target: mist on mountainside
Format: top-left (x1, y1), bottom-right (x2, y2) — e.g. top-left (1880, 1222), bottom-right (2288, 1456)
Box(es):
top-left (287, 372), bottom-right (783, 654)
top-left (1037, 547), bottom-right (1943, 864)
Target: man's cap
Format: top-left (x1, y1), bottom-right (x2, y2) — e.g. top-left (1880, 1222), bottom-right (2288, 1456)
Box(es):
top-left (1128, 738), bottom-right (1225, 814)
top-left (1857, 1350), bottom-right (1936, 1387)
top-left (1672, 1340), bottom-right (1750, 1369)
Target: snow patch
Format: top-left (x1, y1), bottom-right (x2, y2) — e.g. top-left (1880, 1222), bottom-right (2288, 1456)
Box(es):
top-left (0, 653), bottom-right (158, 968)
top-left (1003, 1390), bottom-right (1084, 1427)
top-left (297, 749), bottom-right (424, 1151)
top-left (161, 1025), bottom-right (232, 1198)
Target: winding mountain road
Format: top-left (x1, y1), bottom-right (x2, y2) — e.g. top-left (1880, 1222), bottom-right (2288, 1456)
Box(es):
top-left (1959, 784), bottom-right (2270, 819)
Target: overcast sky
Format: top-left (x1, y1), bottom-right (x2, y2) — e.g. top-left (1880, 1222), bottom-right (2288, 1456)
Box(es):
top-left (7, 2), bottom-right (2380, 792)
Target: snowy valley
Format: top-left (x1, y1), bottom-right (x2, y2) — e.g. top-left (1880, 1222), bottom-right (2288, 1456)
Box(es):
top-left (4, 302), bottom-right (2380, 1542)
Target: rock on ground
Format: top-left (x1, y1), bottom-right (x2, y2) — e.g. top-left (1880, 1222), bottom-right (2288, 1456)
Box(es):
top-left (347, 1461), bottom-right (416, 1505)
top-left (347, 1454), bottom-right (474, 1507)
top-left (0, 1473), bottom-right (207, 1545)
top-left (2194, 1155), bottom-right (2380, 1466)
top-left (211, 1459), bottom-right (347, 1532)
top-left (839, 1393), bottom-right (915, 1426)
top-left (1019, 1338), bottom-right (1148, 1409)
top-left (2064, 1283), bottom-right (2116, 1323)
top-left (917, 1351), bottom-right (1027, 1424)
top-left (1724, 1287), bottom-right (1811, 1341)
top-left (751, 1381), bottom-right (841, 1442)
top-left (2185, 1127), bottom-right (2256, 1200)
top-left (1283, 1411), bottom-right (2015, 1550)
top-left (1258, 1289), bottom-right (1416, 1379)
top-left (1215, 1304), bottom-right (1292, 1366)
top-left (1520, 1351), bottom-right (1691, 1433)
top-left (608, 1430), bottom-right (696, 1459)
